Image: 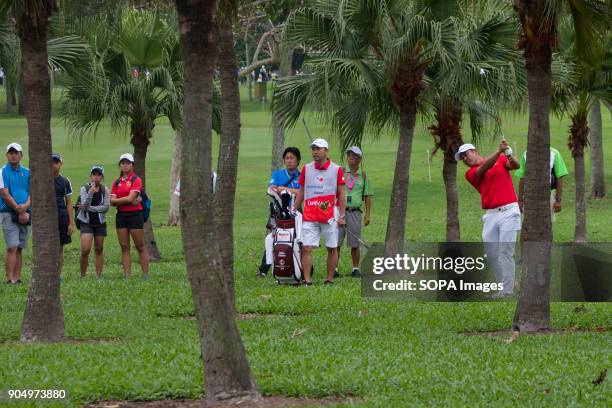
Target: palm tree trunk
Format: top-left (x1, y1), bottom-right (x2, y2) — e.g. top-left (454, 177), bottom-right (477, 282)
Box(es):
top-left (513, 11), bottom-right (554, 332)
top-left (19, 0), bottom-right (64, 342)
top-left (131, 128), bottom-right (161, 261)
top-left (384, 106), bottom-right (417, 256)
top-left (6, 80), bottom-right (14, 113)
top-left (215, 18), bottom-right (242, 305)
top-left (175, 1), bottom-right (261, 405)
top-left (18, 82), bottom-right (25, 115)
top-left (443, 160), bottom-right (460, 242)
top-left (589, 99), bottom-right (605, 198)
top-left (270, 45), bottom-right (292, 170)
top-left (168, 131), bottom-right (182, 226)
top-left (570, 112), bottom-right (589, 242)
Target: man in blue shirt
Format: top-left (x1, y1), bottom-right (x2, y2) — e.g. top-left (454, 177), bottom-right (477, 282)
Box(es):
top-left (259, 147), bottom-right (302, 277)
top-left (0, 143), bottom-right (31, 284)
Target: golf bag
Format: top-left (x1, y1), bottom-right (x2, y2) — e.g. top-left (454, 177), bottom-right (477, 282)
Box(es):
top-left (265, 188), bottom-right (304, 284)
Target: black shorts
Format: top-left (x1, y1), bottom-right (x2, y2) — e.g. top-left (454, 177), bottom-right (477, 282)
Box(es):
top-left (80, 223), bottom-right (107, 237)
top-left (59, 214), bottom-right (72, 246)
top-left (116, 211), bottom-right (144, 230)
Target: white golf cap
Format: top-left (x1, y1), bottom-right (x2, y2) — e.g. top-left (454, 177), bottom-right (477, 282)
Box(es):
top-left (455, 143), bottom-right (476, 161)
top-left (346, 146), bottom-right (363, 157)
top-left (6, 142), bottom-right (23, 153)
top-left (119, 153), bottom-right (134, 163)
top-left (310, 138), bottom-right (329, 149)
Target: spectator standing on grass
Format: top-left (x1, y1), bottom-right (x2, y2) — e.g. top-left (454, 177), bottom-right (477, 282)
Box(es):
top-left (456, 141), bottom-right (520, 298)
top-left (110, 153), bottom-right (149, 279)
top-left (292, 138), bottom-right (346, 286)
top-left (52, 153), bottom-right (74, 274)
top-left (0, 143), bottom-right (31, 284)
top-left (334, 146), bottom-right (373, 278)
top-left (515, 147), bottom-right (568, 222)
top-left (258, 147), bottom-right (302, 277)
top-left (77, 165), bottom-right (110, 278)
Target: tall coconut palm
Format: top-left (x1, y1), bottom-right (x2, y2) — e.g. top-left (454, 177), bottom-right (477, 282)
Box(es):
top-left (273, 0), bottom-right (456, 257)
top-left (174, 0), bottom-right (261, 405)
top-left (60, 7), bottom-right (184, 261)
top-left (427, 0), bottom-right (526, 241)
top-left (512, 0), bottom-right (611, 333)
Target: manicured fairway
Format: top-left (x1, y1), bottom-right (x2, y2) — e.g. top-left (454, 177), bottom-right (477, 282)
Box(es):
top-left (0, 87), bottom-right (610, 407)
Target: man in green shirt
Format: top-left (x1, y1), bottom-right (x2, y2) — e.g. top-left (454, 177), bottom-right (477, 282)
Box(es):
top-left (335, 146), bottom-right (373, 277)
top-left (515, 147), bottom-right (569, 221)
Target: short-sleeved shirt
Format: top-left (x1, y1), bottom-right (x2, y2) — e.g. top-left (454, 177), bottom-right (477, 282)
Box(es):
top-left (297, 159), bottom-right (345, 191)
top-left (0, 164), bottom-right (30, 213)
top-left (465, 155), bottom-right (517, 209)
top-left (111, 172), bottom-right (143, 212)
top-left (54, 175), bottom-right (73, 217)
top-left (514, 148), bottom-right (568, 190)
top-left (269, 168), bottom-right (301, 189)
top-left (344, 168), bottom-right (373, 209)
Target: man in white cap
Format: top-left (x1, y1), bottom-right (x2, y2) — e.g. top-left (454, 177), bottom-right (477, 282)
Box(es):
top-left (456, 140), bottom-right (521, 297)
top-left (0, 143), bottom-right (31, 284)
top-left (293, 138), bottom-right (346, 285)
top-left (334, 146), bottom-right (373, 278)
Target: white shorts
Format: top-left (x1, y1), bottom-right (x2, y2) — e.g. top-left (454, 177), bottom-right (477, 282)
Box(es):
top-left (302, 221), bottom-right (338, 248)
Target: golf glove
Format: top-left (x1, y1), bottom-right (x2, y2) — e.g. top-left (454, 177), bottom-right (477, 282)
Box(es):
top-left (504, 147), bottom-right (513, 157)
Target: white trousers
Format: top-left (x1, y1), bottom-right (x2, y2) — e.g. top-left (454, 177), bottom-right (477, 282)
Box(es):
top-left (482, 203), bottom-right (521, 294)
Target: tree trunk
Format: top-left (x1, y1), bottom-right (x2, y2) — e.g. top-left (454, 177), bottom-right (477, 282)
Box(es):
top-left (589, 99), bottom-right (605, 198)
top-left (270, 45), bottom-right (292, 171)
top-left (6, 80), bottom-right (14, 113)
top-left (430, 99), bottom-right (463, 242)
top-left (19, 0), bottom-right (65, 343)
top-left (215, 18), bottom-right (241, 305)
top-left (383, 107), bottom-right (417, 256)
top-left (513, 8), bottom-right (554, 332)
top-left (18, 82), bottom-right (25, 115)
top-left (168, 131), bottom-right (182, 226)
top-left (131, 127), bottom-right (162, 262)
top-left (245, 30), bottom-right (253, 101)
top-left (570, 112), bottom-right (589, 243)
top-left (175, 1), bottom-right (261, 405)
top-left (443, 160), bottom-right (460, 242)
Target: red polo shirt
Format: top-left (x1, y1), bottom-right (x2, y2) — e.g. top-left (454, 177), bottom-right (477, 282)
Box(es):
top-left (298, 159), bottom-right (345, 188)
top-left (465, 155), bottom-right (517, 209)
top-left (111, 172), bottom-right (143, 212)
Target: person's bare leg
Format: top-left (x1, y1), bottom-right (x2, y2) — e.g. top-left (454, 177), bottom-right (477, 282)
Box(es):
top-left (80, 234), bottom-right (93, 277)
top-left (301, 246), bottom-right (313, 282)
top-left (117, 228), bottom-right (131, 277)
top-left (16, 248), bottom-right (22, 281)
top-left (327, 247), bottom-right (338, 281)
top-left (94, 236), bottom-right (105, 278)
top-left (351, 247), bottom-right (360, 269)
top-left (129, 229), bottom-right (149, 277)
top-left (5, 248), bottom-right (17, 282)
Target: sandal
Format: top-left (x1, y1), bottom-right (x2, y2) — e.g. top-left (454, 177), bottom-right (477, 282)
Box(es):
top-left (324, 280), bottom-right (334, 285)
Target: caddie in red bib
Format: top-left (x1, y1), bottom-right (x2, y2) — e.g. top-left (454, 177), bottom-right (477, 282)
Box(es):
top-left (294, 138), bottom-right (346, 286)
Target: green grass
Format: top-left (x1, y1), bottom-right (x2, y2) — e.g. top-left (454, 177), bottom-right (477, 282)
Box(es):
top-left (0, 85), bottom-right (610, 407)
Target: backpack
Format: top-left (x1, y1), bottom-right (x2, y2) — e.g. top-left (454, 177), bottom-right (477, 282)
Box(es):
top-left (74, 183), bottom-right (106, 230)
top-left (114, 175), bottom-right (151, 222)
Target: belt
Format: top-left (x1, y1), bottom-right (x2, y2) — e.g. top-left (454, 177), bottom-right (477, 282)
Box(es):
top-left (485, 202), bottom-right (518, 214)
top-left (346, 207), bottom-right (361, 212)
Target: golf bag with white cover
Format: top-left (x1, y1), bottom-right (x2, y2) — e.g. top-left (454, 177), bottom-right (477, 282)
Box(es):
top-left (264, 188), bottom-right (304, 284)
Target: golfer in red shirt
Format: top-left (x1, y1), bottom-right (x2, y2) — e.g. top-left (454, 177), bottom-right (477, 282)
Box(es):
top-left (110, 153), bottom-right (149, 279)
top-left (456, 140), bottom-right (520, 297)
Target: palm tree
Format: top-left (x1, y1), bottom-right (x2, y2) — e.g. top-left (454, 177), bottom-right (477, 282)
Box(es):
top-left (273, 0), bottom-right (456, 257)
top-left (551, 21), bottom-right (612, 243)
top-left (427, 0), bottom-right (525, 241)
top-left (60, 7), bottom-right (184, 261)
top-left (174, 0), bottom-right (261, 405)
top-left (512, 0), bottom-right (611, 333)
top-left (8, 0), bottom-right (63, 342)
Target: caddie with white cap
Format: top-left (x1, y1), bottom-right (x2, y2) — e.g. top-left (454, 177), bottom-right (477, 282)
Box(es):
top-left (456, 139), bottom-right (521, 298)
top-left (293, 138), bottom-right (346, 286)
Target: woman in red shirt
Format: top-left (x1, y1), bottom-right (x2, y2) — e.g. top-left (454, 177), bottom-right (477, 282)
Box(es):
top-left (110, 153), bottom-right (149, 278)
